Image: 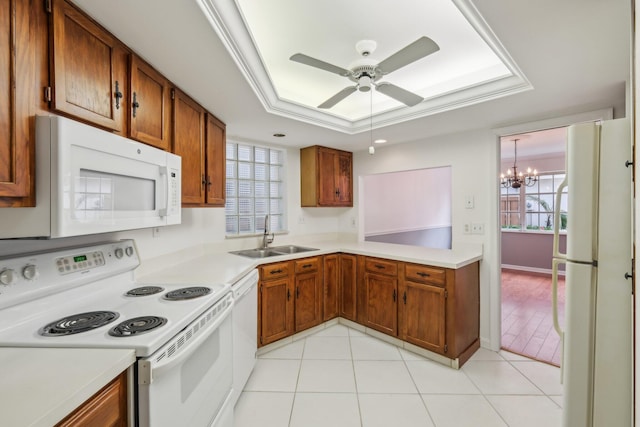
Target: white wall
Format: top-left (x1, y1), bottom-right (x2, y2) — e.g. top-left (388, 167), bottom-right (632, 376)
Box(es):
top-left (347, 129), bottom-right (500, 350)
top-left (363, 166), bottom-right (452, 235)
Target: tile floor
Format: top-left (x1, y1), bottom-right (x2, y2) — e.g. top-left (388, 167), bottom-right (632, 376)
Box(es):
top-left (234, 323), bottom-right (563, 427)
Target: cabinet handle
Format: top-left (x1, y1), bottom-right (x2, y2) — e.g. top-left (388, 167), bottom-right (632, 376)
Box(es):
top-left (403, 291), bottom-right (407, 305)
top-left (201, 176), bottom-right (207, 187)
top-left (132, 92), bottom-right (140, 117)
top-left (335, 189), bottom-right (341, 197)
top-left (417, 272), bottom-right (430, 278)
top-left (287, 289), bottom-right (291, 301)
top-left (393, 289), bottom-right (396, 302)
top-left (374, 264), bottom-right (385, 270)
top-left (206, 176), bottom-right (212, 187)
top-left (302, 264), bottom-right (313, 269)
top-left (296, 287), bottom-right (300, 298)
top-left (114, 81), bottom-right (123, 110)
top-left (270, 269), bottom-right (283, 275)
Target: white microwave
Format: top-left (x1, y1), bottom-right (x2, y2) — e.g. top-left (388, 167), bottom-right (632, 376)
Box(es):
top-left (0, 115), bottom-right (181, 239)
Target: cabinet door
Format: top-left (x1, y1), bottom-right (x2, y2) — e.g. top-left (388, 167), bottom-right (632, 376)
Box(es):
top-left (335, 152), bottom-right (352, 205)
top-left (402, 281), bottom-right (446, 354)
top-left (0, 0), bottom-right (32, 200)
top-left (172, 89), bottom-right (205, 205)
top-left (130, 55), bottom-right (171, 150)
top-left (259, 277), bottom-right (293, 346)
top-left (205, 114), bottom-right (226, 206)
top-left (295, 270), bottom-right (322, 332)
top-left (339, 254), bottom-right (357, 321)
top-left (50, 0), bottom-right (126, 132)
top-left (323, 254), bottom-right (339, 321)
top-left (317, 148), bottom-right (337, 205)
top-left (364, 272), bottom-right (398, 336)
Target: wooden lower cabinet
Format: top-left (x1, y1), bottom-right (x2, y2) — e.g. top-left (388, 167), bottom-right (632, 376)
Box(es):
top-left (400, 279), bottom-right (446, 354)
top-left (258, 256), bottom-right (323, 347)
top-left (339, 254), bottom-right (357, 321)
top-left (363, 258), bottom-right (398, 336)
top-left (56, 371), bottom-right (127, 427)
top-left (323, 254), bottom-right (339, 321)
top-left (258, 261), bottom-right (293, 347)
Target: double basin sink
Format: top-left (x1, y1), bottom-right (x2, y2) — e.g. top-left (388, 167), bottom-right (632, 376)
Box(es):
top-left (230, 245), bottom-right (319, 259)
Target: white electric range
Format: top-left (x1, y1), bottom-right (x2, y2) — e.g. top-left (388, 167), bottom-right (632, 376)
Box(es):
top-left (0, 240), bottom-right (234, 427)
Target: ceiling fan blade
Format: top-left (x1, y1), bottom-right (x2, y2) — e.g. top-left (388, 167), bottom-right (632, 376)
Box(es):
top-left (318, 86), bottom-right (357, 109)
top-left (375, 82), bottom-right (423, 107)
top-left (377, 36), bottom-right (440, 75)
top-left (290, 53), bottom-right (351, 77)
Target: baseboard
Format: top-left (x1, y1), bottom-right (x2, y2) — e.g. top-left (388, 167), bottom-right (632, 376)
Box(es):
top-left (501, 264), bottom-right (565, 276)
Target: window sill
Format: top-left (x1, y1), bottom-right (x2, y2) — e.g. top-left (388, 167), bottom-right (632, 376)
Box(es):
top-left (225, 230), bottom-right (290, 240)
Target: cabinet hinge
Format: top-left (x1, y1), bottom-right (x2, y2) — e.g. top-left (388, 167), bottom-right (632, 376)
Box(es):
top-left (444, 289), bottom-right (448, 299)
top-left (44, 87), bottom-right (52, 103)
top-left (444, 344), bottom-right (448, 353)
top-left (171, 88), bottom-right (175, 100)
top-left (44, 0), bottom-right (52, 13)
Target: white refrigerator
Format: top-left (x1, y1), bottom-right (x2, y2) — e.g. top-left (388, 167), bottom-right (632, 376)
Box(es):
top-left (551, 118), bottom-right (633, 426)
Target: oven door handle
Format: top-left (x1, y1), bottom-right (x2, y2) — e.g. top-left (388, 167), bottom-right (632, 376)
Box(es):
top-left (139, 301), bottom-right (234, 383)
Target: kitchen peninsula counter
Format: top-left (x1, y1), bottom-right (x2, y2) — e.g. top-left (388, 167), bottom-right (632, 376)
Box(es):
top-left (0, 347), bottom-right (135, 427)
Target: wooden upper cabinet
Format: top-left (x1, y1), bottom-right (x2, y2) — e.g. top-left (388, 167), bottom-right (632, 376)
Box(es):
top-left (205, 114), bottom-right (226, 207)
top-left (130, 55), bottom-right (171, 150)
top-left (0, 0), bottom-right (36, 202)
top-left (172, 88), bottom-right (205, 205)
top-left (49, 0), bottom-right (127, 133)
top-left (300, 145), bottom-right (353, 207)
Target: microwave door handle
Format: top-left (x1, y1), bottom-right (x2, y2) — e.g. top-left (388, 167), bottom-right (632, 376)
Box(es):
top-left (158, 166), bottom-right (168, 218)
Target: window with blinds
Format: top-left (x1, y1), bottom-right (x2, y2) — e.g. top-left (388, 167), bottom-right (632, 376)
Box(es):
top-left (225, 142), bottom-right (286, 235)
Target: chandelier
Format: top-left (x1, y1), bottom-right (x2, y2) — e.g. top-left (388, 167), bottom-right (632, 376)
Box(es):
top-left (500, 138), bottom-right (538, 188)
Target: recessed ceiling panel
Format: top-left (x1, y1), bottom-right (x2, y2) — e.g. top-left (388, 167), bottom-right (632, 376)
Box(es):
top-left (197, 0), bottom-right (531, 133)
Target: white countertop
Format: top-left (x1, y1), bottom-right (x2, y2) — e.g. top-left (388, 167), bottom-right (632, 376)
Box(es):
top-left (137, 240), bottom-right (482, 286)
top-left (0, 347), bottom-right (135, 427)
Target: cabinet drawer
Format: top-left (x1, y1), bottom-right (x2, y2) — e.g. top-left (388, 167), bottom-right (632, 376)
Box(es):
top-left (260, 262), bottom-right (290, 280)
top-left (365, 258), bottom-right (398, 276)
top-left (295, 257), bottom-right (320, 273)
top-left (405, 264), bottom-right (446, 286)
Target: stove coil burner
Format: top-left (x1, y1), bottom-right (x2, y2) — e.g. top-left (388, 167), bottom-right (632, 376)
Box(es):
top-left (40, 311), bottom-right (120, 336)
top-left (125, 286), bottom-right (165, 297)
top-left (108, 316), bottom-right (168, 337)
top-left (163, 286), bottom-right (212, 301)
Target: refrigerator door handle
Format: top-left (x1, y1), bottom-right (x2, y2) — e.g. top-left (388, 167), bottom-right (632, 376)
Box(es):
top-left (551, 257), bottom-right (565, 383)
top-left (552, 177), bottom-right (568, 260)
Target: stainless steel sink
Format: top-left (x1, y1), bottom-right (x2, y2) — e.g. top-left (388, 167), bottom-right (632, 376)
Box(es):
top-left (269, 245), bottom-right (318, 254)
top-left (230, 245), bottom-right (318, 258)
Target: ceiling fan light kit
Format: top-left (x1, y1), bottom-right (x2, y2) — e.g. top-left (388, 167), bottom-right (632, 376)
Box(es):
top-left (290, 36), bottom-right (440, 109)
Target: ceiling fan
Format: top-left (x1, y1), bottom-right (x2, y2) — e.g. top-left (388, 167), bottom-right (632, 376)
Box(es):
top-left (290, 36), bottom-right (439, 109)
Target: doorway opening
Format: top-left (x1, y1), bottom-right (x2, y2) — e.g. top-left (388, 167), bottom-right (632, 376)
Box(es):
top-left (499, 127), bottom-right (567, 366)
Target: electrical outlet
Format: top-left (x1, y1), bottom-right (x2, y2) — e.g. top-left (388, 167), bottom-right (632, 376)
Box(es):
top-left (464, 223), bottom-right (471, 234)
top-left (350, 217), bottom-right (356, 227)
top-left (471, 223), bottom-right (484, 234)
top-left (152, 227), bottom-right (161, 238)
top-left (298, 215), bottom-right (305, 224)
top-left (465, 195), bottom-right (474, 209)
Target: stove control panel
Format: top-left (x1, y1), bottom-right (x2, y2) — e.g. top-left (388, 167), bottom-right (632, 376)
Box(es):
top-left (56, 251), bottom-right (106, 275)
top-left (0, 240), bottom-right (139, 310)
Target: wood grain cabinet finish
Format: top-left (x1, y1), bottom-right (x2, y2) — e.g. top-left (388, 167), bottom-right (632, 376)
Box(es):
top-left (300, 145), bottom-right (353, 207)
top-left (0, 0), bottom-right (47, 204)
top-left (172, 88), bottom-right (205, 205)
top-left (339, 254), bottom-right (357, 321)
top-left (130, 55), bottom-right (171, 150)
top-left (258, 261), bottom-right (294, 346)
top-left (363, 257), bottom-right (399, 336)
top-left (294, 257), bottom-right (322, 332)
top-left (56, 371), bottom-right (127, 427)
top-left (204, 114), bottom-right (226, 207)
top-left (323, 254), bottom-right (339, 321)
top-left (49, 0), bottom-right (128, 133)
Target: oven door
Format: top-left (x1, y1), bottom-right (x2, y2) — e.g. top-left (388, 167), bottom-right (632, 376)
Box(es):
top-left (137, 294), bottom-right (234, 427)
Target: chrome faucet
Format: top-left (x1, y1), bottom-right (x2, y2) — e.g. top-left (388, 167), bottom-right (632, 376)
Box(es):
top-left (262, 214), bottom-right (274, 249)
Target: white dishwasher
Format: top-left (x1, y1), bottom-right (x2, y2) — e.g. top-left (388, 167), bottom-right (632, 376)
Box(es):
top-left (231, 269), bottom-right (259, 407)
